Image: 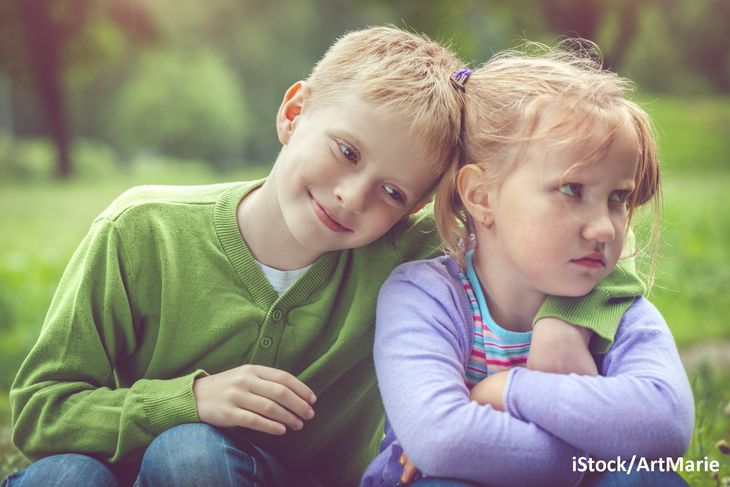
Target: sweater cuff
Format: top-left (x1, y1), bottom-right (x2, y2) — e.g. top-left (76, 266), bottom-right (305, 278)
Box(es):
top-left (143, 369), bottom-right (208, 434)
top-left (503, 367), bottom-right (524, 421)
top-left (533, 295), bottom-right (636, 354)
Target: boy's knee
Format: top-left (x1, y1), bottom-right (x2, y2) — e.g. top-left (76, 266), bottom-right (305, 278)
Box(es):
top-left (2, 454), bottom-right (118, 487)
top-left (138, 423), bottom-right (254, 487)
top-left (146, 423), bottom-right (220, 452)
top-left (141, 423), bottom-right (224, 470)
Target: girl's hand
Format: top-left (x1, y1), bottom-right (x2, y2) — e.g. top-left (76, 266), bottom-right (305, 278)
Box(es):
top-left (469, 370), bottom-right (510, 411)
top-left (528, 318), bottom-right (598, 376)
top-left (193, 364), bottom-right (316, 435)
top-left (399, 452), bottom-right (419, 484)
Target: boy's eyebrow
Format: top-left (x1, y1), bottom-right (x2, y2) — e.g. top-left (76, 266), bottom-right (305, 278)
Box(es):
top-left (336, 129), bottom-right (367, 156)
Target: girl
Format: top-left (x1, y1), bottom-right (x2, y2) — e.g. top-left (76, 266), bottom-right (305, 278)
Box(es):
top-left (361, 41), bottom-right (694, 487)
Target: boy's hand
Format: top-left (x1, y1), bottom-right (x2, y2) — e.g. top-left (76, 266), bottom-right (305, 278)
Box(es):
top-left (527, 318), bottom-right (598, 376)
top-left (193, 364), bottom-right (317, 435)
top-left (469, 370), bottom-right (509, 411)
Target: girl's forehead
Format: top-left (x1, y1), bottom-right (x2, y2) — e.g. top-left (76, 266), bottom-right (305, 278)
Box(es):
top-left (531, 106), bottom-right (637, 155)
top-left (522, 116), bottom-right (638, 175)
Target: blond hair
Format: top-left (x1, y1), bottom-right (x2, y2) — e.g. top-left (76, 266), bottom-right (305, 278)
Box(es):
top-left (435, 40), bottom-right (662, 286)
top-left (306, 26), bottom-right (465, 174)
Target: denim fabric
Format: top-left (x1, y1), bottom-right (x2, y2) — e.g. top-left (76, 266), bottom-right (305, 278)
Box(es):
top-left (402, 469), bottom-right (689, 487)
top-left (2, 454), bottom-right (121, 487)
top-left (2, 423), bottom-right (294, 487)
top-left (581, 469), bottom-right (689, 487)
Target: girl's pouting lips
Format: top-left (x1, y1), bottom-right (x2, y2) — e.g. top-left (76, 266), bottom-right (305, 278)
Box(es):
top-left (571, 252), bottom-right (606, 269)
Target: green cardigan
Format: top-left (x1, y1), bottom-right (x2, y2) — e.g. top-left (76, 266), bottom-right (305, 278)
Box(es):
top-left (10, 180), bottom-right (643, 486)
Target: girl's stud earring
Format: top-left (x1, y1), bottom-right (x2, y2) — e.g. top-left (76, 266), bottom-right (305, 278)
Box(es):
top-left (482, 214), bottom-right (494, 231)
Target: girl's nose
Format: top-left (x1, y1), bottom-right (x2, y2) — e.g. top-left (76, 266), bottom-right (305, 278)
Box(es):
top-left (582, 207), bottom-right (616, 243)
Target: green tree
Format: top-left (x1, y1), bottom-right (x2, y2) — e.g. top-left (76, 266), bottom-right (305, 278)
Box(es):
top-left (659, 0), bottom-right (730, 92)
top-left (0, 0), bottom-right (156, 178)
top-left (111, 49), bottom-right (250, 166)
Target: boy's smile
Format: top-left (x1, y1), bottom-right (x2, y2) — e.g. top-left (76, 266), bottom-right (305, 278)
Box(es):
top-left (237, 82), bottom-right (442, 270)
top-left (309, 192), bottom-right (353, 233)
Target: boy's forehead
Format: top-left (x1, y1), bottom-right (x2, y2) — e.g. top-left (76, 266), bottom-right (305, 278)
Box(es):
top-left (319, 96), bottom-right (439, 162)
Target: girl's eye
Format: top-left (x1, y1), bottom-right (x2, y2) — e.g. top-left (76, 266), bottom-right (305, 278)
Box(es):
top-left (384, 185), bottom-right (406, 205)
top-left (610, 190), bottom-right (631, 203)
top-left (559, 183), bottom-right (583, 198)
top-left (338, 142), bottom-right (359, 163)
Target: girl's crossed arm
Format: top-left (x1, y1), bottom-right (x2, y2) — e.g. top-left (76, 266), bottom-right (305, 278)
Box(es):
top-left (373, 260), bottom-right (584, 487)
top-left (502, 297), bottom-right (694, 460)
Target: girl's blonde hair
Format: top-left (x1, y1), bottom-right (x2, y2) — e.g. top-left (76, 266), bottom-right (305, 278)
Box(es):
top-left (435, 40), bottom-right (662, 287)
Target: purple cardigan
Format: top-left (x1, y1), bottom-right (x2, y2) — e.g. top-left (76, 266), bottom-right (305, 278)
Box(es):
top-left (361, 257), bottom-right (694, 487)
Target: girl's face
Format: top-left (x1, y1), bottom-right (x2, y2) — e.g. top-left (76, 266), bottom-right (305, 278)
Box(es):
top-left (477, 120), bottom-right (640, 299)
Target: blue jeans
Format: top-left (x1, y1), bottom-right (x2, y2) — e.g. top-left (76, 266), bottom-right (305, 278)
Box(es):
top-left (409, 470), bottom-right (689, 486)
top-left (581, 469), bottom-right (689, 487)
top-left (2, 423), bottom-right (294, 487)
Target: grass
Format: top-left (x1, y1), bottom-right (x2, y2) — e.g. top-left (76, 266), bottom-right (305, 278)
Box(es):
top-left (646, 172), bottom-right (730, 346)
top-left (1, 95), bottom-right (729, 484)
top-left (684, 367), bottom-right (730, 486)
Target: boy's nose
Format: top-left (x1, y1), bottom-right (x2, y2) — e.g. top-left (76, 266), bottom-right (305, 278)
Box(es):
top-left (335, 179), bottom-right (369, 214)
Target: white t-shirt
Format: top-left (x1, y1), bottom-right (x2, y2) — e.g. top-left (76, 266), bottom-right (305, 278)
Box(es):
top-left (255, 259), bottom-right (312, 296)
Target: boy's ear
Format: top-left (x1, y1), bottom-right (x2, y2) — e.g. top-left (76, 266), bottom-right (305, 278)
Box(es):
top-left (276, 81), bottom-right (310, 144)
top-left (457, 165), bottom-right (494, 229)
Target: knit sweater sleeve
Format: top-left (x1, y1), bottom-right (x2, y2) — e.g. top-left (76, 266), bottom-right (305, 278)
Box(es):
top-left (535, 256), bottom-right (645, 353)
top-left (10, 218), bottom-right (204, 463)
top-left (370, 259), bottom-right (584, 487)
top-left (505, 297), bottom-right (694, 459)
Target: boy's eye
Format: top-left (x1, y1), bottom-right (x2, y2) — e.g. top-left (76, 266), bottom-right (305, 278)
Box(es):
top-left (609, 190), bottom-right (631, 204)
top-left (338, 142), bottom-right (359, 163)
top-left (559, 183), bottom-right (583, 198)
top-left (384, 185), bottom-right (406, 205)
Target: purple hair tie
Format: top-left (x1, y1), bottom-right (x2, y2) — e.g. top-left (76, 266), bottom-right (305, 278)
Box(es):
top-left (451, 68), bottom-right (473, 90)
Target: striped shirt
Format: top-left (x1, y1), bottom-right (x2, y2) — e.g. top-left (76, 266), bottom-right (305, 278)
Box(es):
top-left (461, 250), bottom-right (532, 387)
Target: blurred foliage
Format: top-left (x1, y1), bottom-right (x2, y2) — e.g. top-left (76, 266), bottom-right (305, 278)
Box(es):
top-left (110, 48), bottom-right (249, 167)
top-left (1, 2), bottom-right (728, 483)
top-left (1, 0), bottom-right (729, 177)
top-left (0, 0), bottom-right (157, 177)
top-left (683, 366), bottom-right (730, 486)
top-left (658, 0), bottom-right (730, 92)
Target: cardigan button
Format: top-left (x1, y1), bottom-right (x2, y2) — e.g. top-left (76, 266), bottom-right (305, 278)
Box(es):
top-left (260, 336), bottom-right (273, 349)
top-left (271, 309), bottom-right (284, 321)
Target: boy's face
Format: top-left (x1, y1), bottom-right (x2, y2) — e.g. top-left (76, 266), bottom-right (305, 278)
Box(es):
top-left (271, 82), bottom-right (440, 255)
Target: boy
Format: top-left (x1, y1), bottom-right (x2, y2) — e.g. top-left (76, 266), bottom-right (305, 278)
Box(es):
top-left (5, 27), bottom-right (641, 487)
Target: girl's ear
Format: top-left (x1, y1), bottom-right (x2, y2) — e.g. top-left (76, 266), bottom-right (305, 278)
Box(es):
top-left (276, 81), bottom-right (311, 144)
top-left (457, 165), bottom-right (494, 229)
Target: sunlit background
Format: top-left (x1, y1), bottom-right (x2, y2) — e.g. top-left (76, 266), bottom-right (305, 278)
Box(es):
top-left (1, 0), bottom-right (729, 483)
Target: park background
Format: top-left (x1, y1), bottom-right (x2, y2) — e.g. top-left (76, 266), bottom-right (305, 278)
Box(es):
top-left (0, 0), bottom-right (728, 484)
